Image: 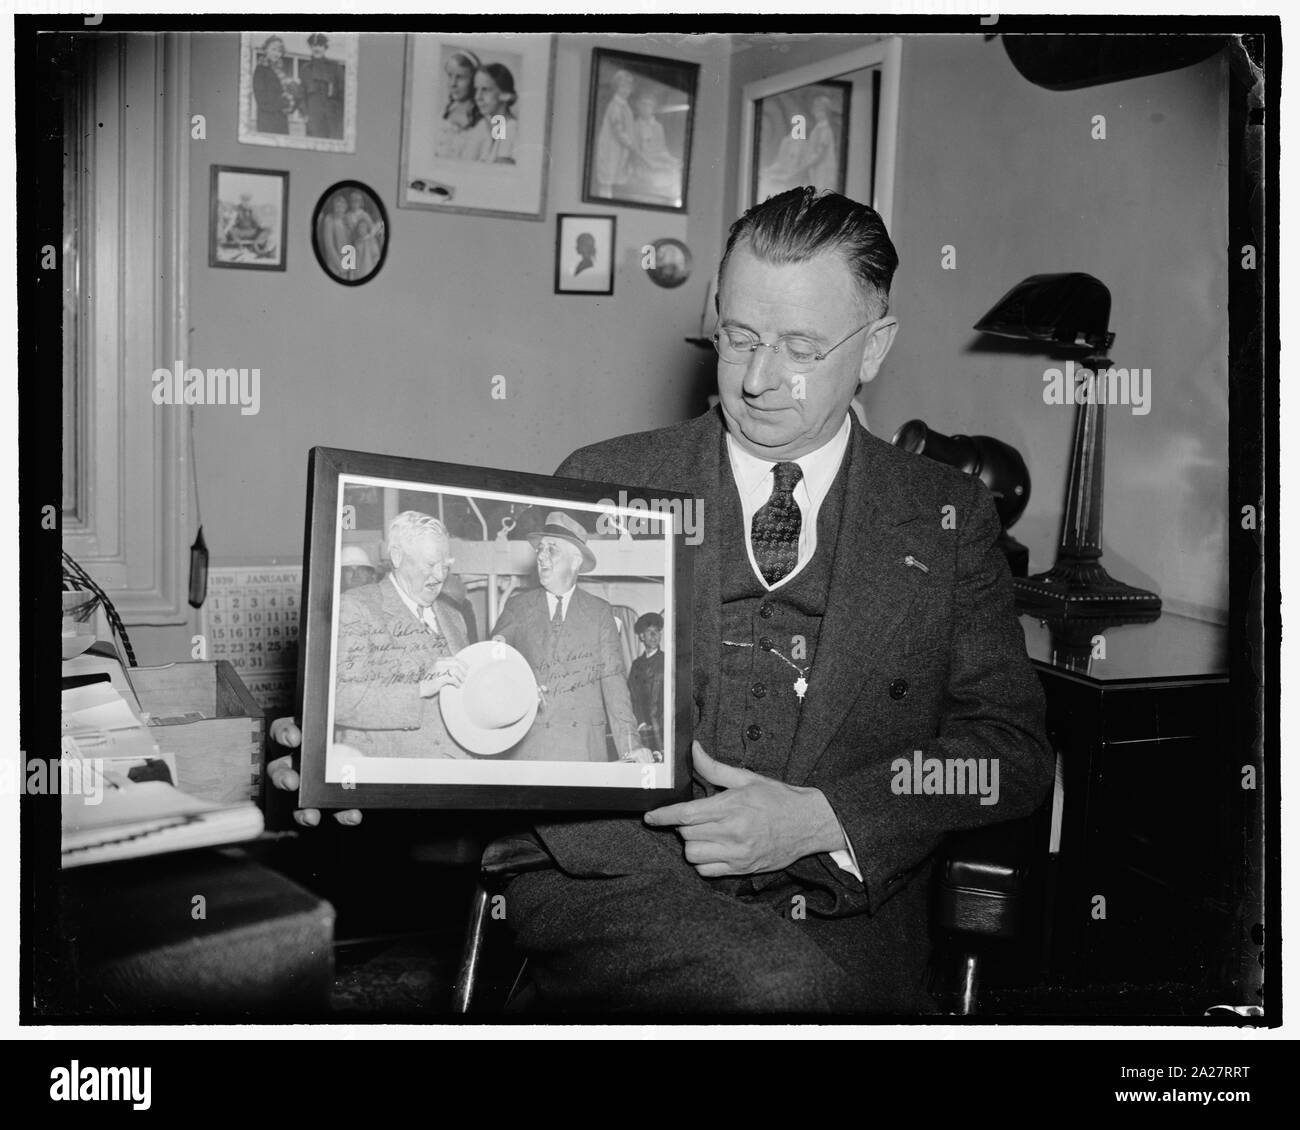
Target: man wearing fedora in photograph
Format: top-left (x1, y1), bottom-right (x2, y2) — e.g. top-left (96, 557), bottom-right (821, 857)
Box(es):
top-left (331, 510), bottom-right (471, 759)
top-left (489, 511), bottom-right (646, 763)
top-left (272, 187), bottom-right (1050, 1013)
top-left (300, 32), bottom-right (345, 140)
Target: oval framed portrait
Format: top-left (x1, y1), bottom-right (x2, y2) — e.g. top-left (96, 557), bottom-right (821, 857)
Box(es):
top-left (646, 237), bottom-right (692, 289)
top-left (311, 180), bottom-right (389, 286)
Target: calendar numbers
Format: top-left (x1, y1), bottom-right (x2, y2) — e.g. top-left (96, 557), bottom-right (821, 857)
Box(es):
top-left (200, 566), bottom-right (302, 712)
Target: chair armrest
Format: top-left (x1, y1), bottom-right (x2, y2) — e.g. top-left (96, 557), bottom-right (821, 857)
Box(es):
top-left (481, 831), bottom-right (555, 882)
top-left (934, 817), bottom-right (1038, 940)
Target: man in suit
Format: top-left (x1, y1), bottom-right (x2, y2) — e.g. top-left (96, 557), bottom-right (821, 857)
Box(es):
top-left (271, 188), bottom-right (1051, 1011)
top-left (627, 612), bottom-right (665, 752)
top-left (332, 510), bottom-right (471, 758)
top-left (501, 187), bottom-right (1054, 1014)
top-left (491, 512), bottom-right (644, 762)
top-left (300, 33), bottom-right (345, 140)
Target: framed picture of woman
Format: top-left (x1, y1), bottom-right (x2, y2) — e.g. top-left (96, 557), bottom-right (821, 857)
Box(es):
top-left (237, 32), bottom-right (359, 154)
top-left (582, 48), bottom-right (699, 213)
top-left (310, 181), bottom-right (389, 286)
top-left (398, 33), bottom-right (555, 220)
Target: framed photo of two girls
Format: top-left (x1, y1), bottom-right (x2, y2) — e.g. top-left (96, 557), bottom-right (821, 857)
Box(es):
top-left (398, 33), bottom-right (556, 220)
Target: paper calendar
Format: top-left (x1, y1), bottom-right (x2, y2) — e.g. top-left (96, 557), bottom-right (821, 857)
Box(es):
top-left (200, 565), bottom-right (302, 713)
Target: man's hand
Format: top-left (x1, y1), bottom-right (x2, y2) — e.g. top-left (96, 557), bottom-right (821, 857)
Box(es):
top-left (267, 717), bottom-right (362, 828)
top-left (644, 742), bottom-right (845, 877)
top-left (418, 657), bottom-right (467, 699)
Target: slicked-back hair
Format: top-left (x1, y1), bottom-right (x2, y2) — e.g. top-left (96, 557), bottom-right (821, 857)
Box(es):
top-left (718, 187), bottom-right (899, 318)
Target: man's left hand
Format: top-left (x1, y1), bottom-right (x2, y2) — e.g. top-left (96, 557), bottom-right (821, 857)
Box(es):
top-left (644, 742), bottom-right (846, 877)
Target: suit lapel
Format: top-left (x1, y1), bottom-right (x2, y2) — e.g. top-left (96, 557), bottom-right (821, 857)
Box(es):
top-left (784, 423), bottom-right (932, 785)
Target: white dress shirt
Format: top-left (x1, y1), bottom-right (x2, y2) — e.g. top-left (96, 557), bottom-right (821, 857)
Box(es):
top-left (389, 573), bottom-right (443, 635)
top-left (545, 587), bottom-right (576, 622)
top-left (726, 412), bottom-right (853, 591)
top-left (724, 412), bottom-right (863, 883)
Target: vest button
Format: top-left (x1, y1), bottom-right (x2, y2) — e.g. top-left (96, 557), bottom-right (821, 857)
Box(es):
top-left (758, 636), bottom-right (775, 651)
top-left (889, 678), bottom-right (908, 700)
top-left (759, 602), bottom-right (775, 619)
top-left (751, 681), bottom-right (767, 698)
top-left (746, 724), bottom-right (763, 741)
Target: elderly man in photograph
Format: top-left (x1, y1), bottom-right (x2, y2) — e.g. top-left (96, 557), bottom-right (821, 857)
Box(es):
top-left (273, 187), bottom-right (1051, 1014)
top-left (490, 512), bottom-right (645, 763)
top-left (332, 510), bottom-right (471, 758)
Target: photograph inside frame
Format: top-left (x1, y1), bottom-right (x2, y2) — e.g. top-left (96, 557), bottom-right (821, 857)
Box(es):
top-left (298, 451), bottom-right (691, 807)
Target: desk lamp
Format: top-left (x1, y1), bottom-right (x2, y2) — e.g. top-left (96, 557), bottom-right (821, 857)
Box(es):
top-left (974, 272), bottom-right (1160, 619)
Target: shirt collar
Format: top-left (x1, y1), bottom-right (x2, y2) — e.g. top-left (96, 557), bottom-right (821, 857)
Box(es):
top-left (725, 412), bottom-right (853, 500)
top-left (390, 572), bottom-right (429, 621)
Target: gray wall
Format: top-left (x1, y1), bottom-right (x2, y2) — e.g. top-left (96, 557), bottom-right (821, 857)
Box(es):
top-left (133, 31), bottom-right (1228, 662)
top-left (726, 34), bottom-right (1229, 620)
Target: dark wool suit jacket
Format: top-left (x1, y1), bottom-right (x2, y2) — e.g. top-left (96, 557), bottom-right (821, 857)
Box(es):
top-left (333, 578), bottom-right (471, 758)
top-left (532, 408), bottom-right (1053, 993)
top-left (492, 586), bottom-right (640, 762)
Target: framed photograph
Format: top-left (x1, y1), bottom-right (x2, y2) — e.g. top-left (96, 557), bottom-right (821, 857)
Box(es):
top-left (398, 33), bottom-right (555, 220)
top-left (555, 213), bottom-right (615, 296)
top-left (736, 40), bottom-right (903, 225)
top-left (750, 79), bottom-right (851, 205)
top-left (311, 180), bottom-right (389, 286)
top-left (237, 32), bottom-right (358, 153)
top-left (208, 165), bottom-right (288, 271)
top-left (582, 48), bottom-right (699, 213)
top-left (297, 446), bottom-right (695, 811)
top-left (645, 237), bottom-right (692, 289)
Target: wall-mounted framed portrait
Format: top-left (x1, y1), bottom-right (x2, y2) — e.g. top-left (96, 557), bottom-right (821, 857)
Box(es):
top-left (311, 180), bottom-right (389, 286)
top-left (750, 79), bottom-right (852, 204)
top-left (237, 31), bottom-right (358, 153)
top-left (554, 213), bottom-right (616, 296)
top-left (582, 48), bottom-right (699, 213)
top-left (398, 32), bottom-right (555, 220)
top-left (296, 446), bottom-right (696, 812)
top-left (208, 165), bottom-right (289, 271)
top-left (644, 237), bottom-right (692, 289)
top-left (736, 39), bottom-right (903, 226)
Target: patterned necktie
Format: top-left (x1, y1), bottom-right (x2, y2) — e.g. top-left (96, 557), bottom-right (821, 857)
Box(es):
top-left (751, 461), bottom-right (804, 585)
top-left (550, 596), bottom-right (564, 628)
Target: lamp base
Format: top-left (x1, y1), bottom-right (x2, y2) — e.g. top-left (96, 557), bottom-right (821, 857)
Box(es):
top-left (1013, 559), bottom-right (1162, 620)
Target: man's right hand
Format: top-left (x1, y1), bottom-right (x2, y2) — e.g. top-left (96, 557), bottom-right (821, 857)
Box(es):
top-left (267, 717), bottom-right (362, 827)
top-left (418, 657), bottom-right (467, 699)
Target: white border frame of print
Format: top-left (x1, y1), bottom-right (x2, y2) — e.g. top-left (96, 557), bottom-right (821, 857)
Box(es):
top-left (237, 31), bottom-right (359, 154)
top-left (397, 33), bottom-right (556, 221)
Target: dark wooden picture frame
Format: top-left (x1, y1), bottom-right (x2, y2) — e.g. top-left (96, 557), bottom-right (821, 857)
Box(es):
top-left (581, 48), bottom-right (699, 213)
top-left (310, 179), bottom-right (389, 286)
top-left (554, 213), bottom-right (616, 295)
top-left (297, 446), bottom-right (694, 811)
top-left (208, 164), bottom-right (289, 271)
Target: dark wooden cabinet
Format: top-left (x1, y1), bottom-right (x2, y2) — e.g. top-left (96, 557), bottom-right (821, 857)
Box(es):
top-left (1021, 613), bottom-right (1254, 1006)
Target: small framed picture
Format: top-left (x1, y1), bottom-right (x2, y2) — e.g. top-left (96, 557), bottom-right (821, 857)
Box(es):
top-left (398, 33), bottom-right (556, 220)
top-left (296, 446), bottom-right (695, 811)
top-left (750, 79), bottom-right (851, 205)
top-left (555, 213), bottom-right (616, 296)
top-left (311, 180), bottom-right (389, 286)
top-left (237, 32), bottom-right (358, 153)
top-left (209, 165), bottom-right (288, 271)
top-left (582, 48), bottom-right (700, 213)
top-left (645, 237), bottom-right (692, 289)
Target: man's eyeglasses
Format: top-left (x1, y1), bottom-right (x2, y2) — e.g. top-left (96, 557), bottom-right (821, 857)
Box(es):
top-left (711, 322), bottom-right (871, 374)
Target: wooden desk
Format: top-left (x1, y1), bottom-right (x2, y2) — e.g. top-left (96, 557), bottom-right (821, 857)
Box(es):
top-left (1021, 613), bottom-right (1251, 1004)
